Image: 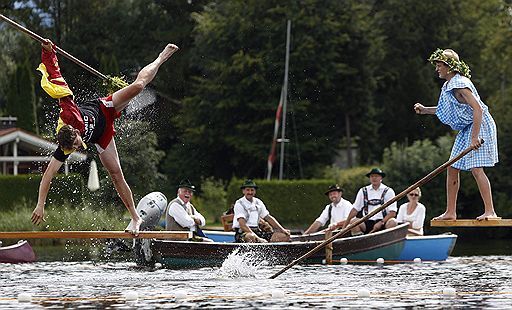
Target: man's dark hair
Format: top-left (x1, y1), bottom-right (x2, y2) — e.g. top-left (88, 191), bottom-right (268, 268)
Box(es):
top-left (57, 125), bottom-right (77, 150)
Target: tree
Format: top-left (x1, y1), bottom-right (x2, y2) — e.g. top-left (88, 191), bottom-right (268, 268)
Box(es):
top-left (6, 59), bottom-right (37, 132)
top-left (165, 0), bottom-right (385, 183)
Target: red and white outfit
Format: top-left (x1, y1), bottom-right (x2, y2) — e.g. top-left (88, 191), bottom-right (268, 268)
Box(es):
top-left (39, 45), bottom-right (121, 161)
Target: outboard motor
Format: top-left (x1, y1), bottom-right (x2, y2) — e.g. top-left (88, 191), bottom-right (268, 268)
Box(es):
top-left (134, 192), bottom-right (167, 267)
top-left (136, 192), bottom-right (167, 231)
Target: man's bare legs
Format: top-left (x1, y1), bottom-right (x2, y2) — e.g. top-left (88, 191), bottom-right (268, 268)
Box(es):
top-left (472, 168), bottom-right (499, 220)
top-left (433, 166), bottom-right (459, 220)
top-left (112, 44), bottom-right (179, 111)
top-left (99, 139), bottom-right (141, 234)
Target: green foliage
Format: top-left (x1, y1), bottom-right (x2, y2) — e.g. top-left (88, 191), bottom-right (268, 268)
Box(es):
top-left (381, 136), bottom-right (451, 220)
top-left (321, 165), bottom-right (374, 202)
top-left (193, 177), bottom-right (228, 224)
top-left (101, 75), bottom-right (129, 95)
top-left (0, 201), bottom-right (125, 232)
top-left (165, 0), bottom-right (385, 181)
top-left (0, 174), bottom-right (84, 211)
top-left (6, 59), bottom-right (37, 131)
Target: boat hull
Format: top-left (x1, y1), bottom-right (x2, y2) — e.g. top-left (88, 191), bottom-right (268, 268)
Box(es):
top-left (0, 240), bottom-right (36, 263)
top-left (205, 229), bottom-right (458, 262)
top-left (398, 234), bottom-right (457, 261)
top-left (148, 224), bottom-right (409, 268)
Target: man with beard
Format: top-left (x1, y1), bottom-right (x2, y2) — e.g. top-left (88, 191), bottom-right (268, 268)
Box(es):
top-left (343, 168), bottom-right (398, 235)
top-left (232, 179), bottom-right (290, 243)
top-left (304, 184), bottom-right (353, 234)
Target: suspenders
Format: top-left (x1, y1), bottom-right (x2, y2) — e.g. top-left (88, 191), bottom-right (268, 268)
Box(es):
top-left (362, 186), bottom-right (389, 218)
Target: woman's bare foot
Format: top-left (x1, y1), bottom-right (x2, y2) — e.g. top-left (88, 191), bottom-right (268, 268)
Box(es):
top-left (432, 212), bottom-right (456, 221)
top-left (476, 213), bottom-right (501, 221)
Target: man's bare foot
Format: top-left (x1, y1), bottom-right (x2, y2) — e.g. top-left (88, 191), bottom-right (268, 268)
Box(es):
top-left (159, 44), bottom-right (179, 62)
top-left (432, 213), bottom-right (456, 221)
top-left (476, 213), bottom-right (501, 221)
top-left (125, 217), bottom-right (143, 236)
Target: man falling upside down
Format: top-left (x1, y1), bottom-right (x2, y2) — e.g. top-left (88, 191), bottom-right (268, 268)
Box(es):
top-left (31, 38), bottom-right (179, 234)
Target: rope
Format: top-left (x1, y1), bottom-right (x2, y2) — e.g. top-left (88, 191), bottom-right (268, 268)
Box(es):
top-left (4, 290), bottom-right (512, 302)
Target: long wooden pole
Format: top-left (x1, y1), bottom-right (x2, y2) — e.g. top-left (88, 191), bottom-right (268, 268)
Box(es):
top-left (0, 13), bottom-right (108, 80)
top-left (269, 143), bottom-right (479, 279)
top-left (0, 231), bottom-right (191, 240)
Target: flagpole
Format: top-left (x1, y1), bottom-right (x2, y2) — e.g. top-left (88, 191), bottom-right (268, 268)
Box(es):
top-left (267, 87), bottom-right (284, 180)
top-left (278, 20), bottom-right (291, 180)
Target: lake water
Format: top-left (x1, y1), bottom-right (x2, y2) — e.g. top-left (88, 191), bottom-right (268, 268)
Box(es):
top-left (1, 241), bottom-right (511, 309)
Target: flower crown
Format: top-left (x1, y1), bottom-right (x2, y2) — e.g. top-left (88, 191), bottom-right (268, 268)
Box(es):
top-left (428, 48), bottom-right (471, 79)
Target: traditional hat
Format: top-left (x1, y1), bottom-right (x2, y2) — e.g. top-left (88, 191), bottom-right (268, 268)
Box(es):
top-left (324, 184), bottom-right (343, 195)
top-left (428, 48), bottom-right (471, 78)
top-left (366, 168), bottom-right (386, 178)
top-left (240, 179), bottom-right (258, 189)
top-left (177, 179), bottom-right (196, 191)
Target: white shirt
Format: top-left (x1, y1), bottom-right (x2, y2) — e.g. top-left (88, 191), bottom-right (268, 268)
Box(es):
top-left (397, 202), bottom-right (426, 234)
top-left (232, 196), bottom-right (269, 229)
top-left (315, 198), bottom-right (353, 226)
top-left (168, 197), bottom-right (206, 231)
top-left (352, 183), bottom-right (397, 221)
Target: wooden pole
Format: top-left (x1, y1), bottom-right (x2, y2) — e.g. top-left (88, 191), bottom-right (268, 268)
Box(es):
top-left (269, 143), bottom-right (478, 279)
top-left (325, 230), bottom-right (333, 265)
top-left (431, 219), bottom-right (512, 227)
top-left (0, 13), bottom-right (108, 80)
top-left (0, 231), bottom-right (191, 240)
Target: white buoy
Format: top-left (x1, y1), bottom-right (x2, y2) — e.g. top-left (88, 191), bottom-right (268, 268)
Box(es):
top-left (413, 257), bottom-right (422, 264)
top-left (124, 291), bottom-right (139, 301)
top-left (357, 288), bottom-right (371, 298)
top-left (322, 259), bottom-right (327, 265)
top-left (271, 289), bottom-right (286, 299)
top-left (376, 257), bottom-right (385, 264)
top-left (340, 257), bottom-right (348, 265)
top-left (87, 160), bottom-right (100, 191)
top-left (443, 287), bottom-right (457, 296)
top-left (17, 293), bottom-right (32, 302)
top-left (174, 289), bottom-right (187, 300)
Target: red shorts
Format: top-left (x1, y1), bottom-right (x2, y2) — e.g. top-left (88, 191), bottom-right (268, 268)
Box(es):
top-left (96, 96), bottom-right (121, 152)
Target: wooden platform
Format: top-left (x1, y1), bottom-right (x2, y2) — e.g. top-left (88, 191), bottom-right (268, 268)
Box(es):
top-left (0, 231), bottom-right (192, 240)
top-left (430, 219), bottom-right (512, 227)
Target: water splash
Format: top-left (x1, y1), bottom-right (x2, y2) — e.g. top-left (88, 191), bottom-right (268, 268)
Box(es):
top-left (125, 88), bottom-right (157, 115)
top-left (216, 248), bottom-right (269, 278)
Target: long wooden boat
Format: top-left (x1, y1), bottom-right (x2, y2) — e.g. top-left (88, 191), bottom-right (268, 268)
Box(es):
top-left (204, 228), bottom-right (457, 262)
top-left (135, 223), bottom-right (409, 268)
top-left (0, 240), bottom-right (36, 263)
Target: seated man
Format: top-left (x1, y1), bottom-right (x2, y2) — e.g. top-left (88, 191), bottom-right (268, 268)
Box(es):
top-left (343, 168), bottom-right (398, 235)
top-left (304, 184), bottom-right (353, 234)
top-left (165, 179), bottom-right (212, 242)
top-left (232, 179), bottom-right (290, 243)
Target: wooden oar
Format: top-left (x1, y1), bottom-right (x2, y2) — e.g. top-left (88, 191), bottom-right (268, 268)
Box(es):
top-left (269, 142), bottom-right (479, 279)
top-left (0, 231), bottom-right (191, 240)
top-left (0, 13), bottom-right (108, 80)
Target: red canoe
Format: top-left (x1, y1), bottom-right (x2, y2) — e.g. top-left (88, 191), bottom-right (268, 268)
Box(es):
top-left (0, 240), bottom-right (36, 263)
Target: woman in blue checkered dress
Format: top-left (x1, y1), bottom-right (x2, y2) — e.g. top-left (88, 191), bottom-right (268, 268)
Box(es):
top-left (413, 48), bottom-right (499, 221)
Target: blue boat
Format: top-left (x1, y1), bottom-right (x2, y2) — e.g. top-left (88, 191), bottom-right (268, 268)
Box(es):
top-left (203, 229), bottom-right (457, 262)
top-left (398, 234), bottom-right (457, 261)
